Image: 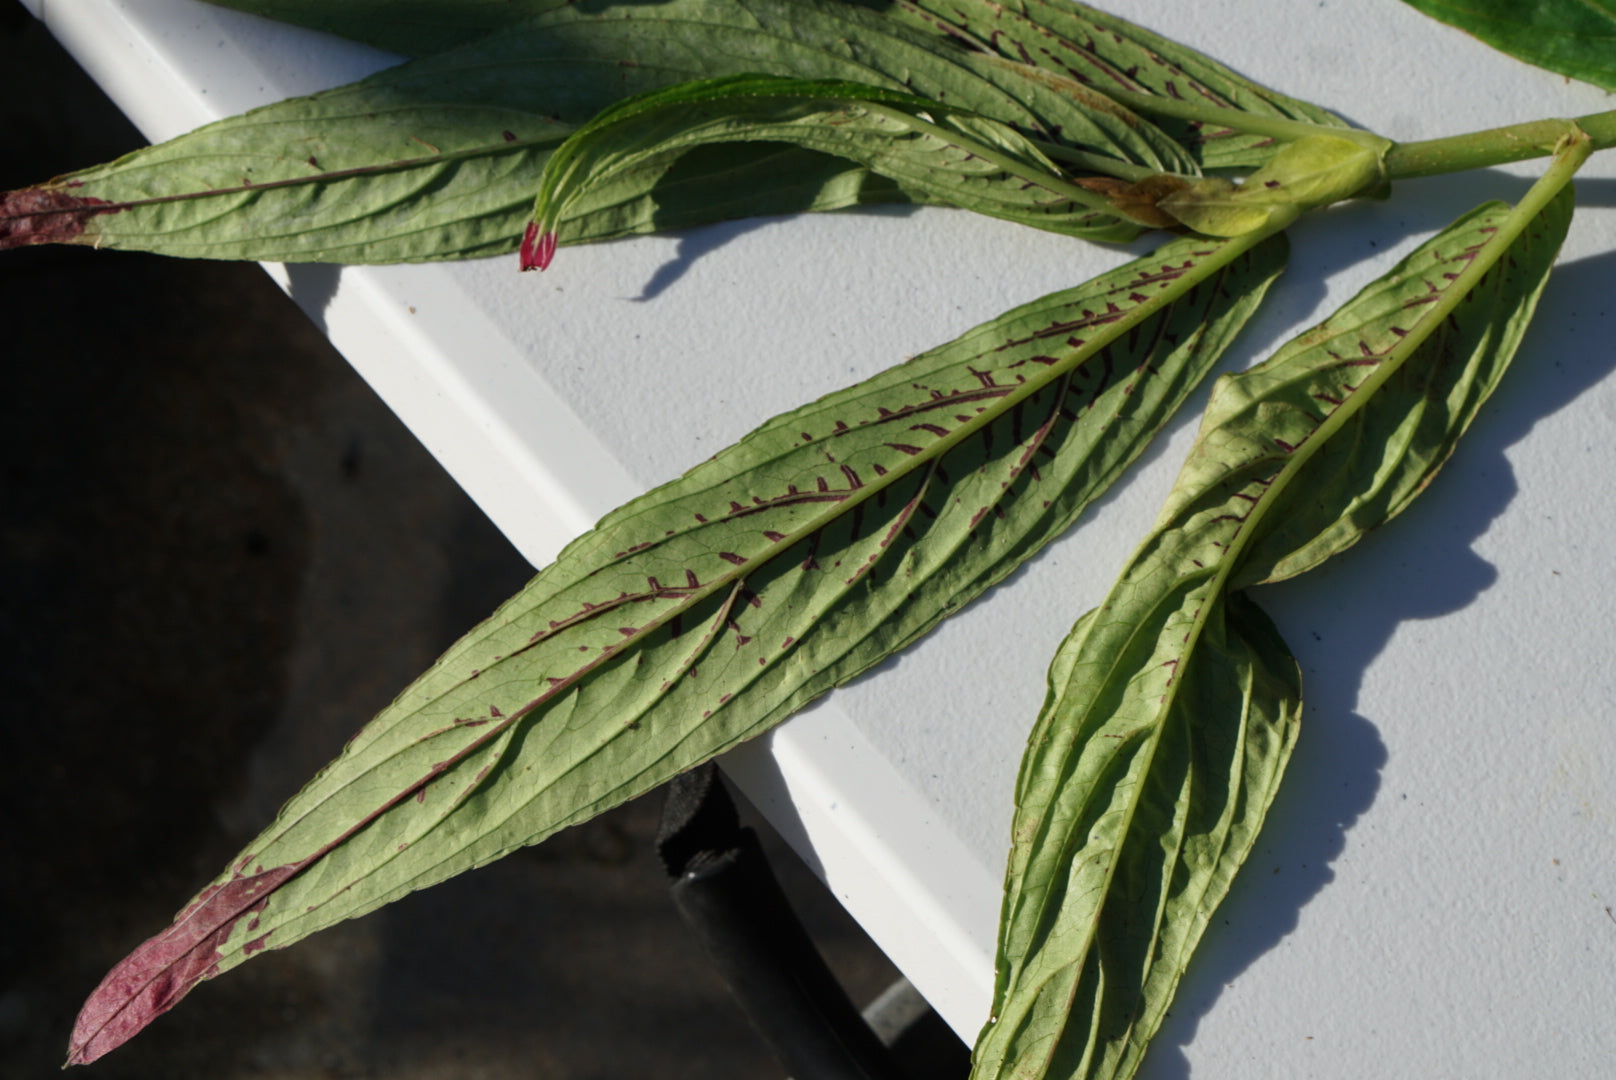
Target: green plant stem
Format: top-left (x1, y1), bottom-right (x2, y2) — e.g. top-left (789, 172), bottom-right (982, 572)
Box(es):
top-left (1383, 109), bottom-right (1616, 179)
top-left (1109, 85), bottom-right (1615, 182)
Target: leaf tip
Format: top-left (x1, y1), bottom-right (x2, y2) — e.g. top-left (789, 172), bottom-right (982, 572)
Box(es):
top-left (0, 186), bottom-right (115, 251)
top-left (64, 862), bottom-right (303, 1065)
top-left (519, 222), bottom-right (557, 271)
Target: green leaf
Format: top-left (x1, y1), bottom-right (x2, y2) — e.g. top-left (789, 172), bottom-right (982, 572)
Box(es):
top-left (871, 0), bottom-right (1351, 169)
top-left (2, 0), bottom-right (1197, 263)
top-left (511, 0), bottom-right (1197, 176)
top-left (524, 73), bottom-right (1139, 269)
top-left (975, 139), bottom-right (1582, 1080)
top-left (67, 230), bottom-right (1288, 1066)
top-left (1398, 0), bottom-right (1616, 91)
top-left (979, 589), bottom-right (1301, 1080)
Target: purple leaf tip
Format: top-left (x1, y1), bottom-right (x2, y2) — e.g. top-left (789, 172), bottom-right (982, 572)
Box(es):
top-left (519, 222), bottom-right (557, 271)
top-left (65, 861), bottom-right (303, 1066)
top-left (0, 187), bottom-right (115, 250)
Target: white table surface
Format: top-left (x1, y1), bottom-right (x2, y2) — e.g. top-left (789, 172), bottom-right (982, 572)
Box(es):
top-left (26, 0), bottom-right (1616, 1074)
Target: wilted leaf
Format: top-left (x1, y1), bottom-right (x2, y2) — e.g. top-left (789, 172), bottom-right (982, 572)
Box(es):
top-left (524, 73), bottom-right (1141, 269)
top-left (975, 137), bottom-right (1582, 1080)
top-left (68, 230), bottom-right (1288, 1065)
top-left (4, 0), bottom-right (1190, 263)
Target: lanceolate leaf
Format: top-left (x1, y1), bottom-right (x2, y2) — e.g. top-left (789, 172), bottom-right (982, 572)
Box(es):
top-left (68, 230), bottom-right (1288, 1066)
top-left (975, 138), bottom-right (1582, 1080)
top-left (2, 0), bottom-right (1189, 263)
top-left (879, 0), bottom-right (1350, 169)
top-left (524, 73), bottom-right (1139, 269)
top-left (1398, 0), bottom-right (1616, 91)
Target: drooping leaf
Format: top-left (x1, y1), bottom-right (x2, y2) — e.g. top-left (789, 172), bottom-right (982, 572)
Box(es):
top-left (67, 230), bottom-right (1289, 1066)
top-left (524, 73), bottom-right (1141, 269)
top-left (1398, 0), bottom-right (1616, 91)
top-left (4, 0), bottom-right (1190, 263)
top-left (975, 137), bottom-right (1583, 1080)
top-left (871, 0), bottom-right (1350, 169)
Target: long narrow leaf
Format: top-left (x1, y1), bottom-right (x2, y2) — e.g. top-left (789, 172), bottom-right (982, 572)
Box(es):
top-left (879, 0), bottom-right (1349, 168)
top-left (67, 230), bottom-right (1288, 1065)
top-left (524, 73), bottom-right (1139, 269)
top-left (976, 137), bottom-right (1583, 1080)
top-left (3, 0), bottom-right (1189, 262)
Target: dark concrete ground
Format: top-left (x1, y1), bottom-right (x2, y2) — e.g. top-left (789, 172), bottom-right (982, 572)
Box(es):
top-left (0, 11), bottom-right (949, 1077)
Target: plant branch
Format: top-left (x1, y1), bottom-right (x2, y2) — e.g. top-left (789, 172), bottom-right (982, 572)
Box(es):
top-left (1382, 109), bottom-right (1616, 179)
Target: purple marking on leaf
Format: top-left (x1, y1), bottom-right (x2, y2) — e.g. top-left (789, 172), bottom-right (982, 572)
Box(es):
top-left (718, 552), bottom-right (747, 566)
top-left (694, 513), bottom-right (708, 523)
top-left (502, 130), bottom-right (518, 142)
top-left (911, 423), bottom-right (950, 437)
top-left (763, 530), bottom-right (786, 542)
top-left (841, 464), bottom-right (864, 489)
top-left (887, 443), bottom-right (924, 456)
top-left (0, 187), bottom-right (119, 249)
top-left (67, 862), bottom-right (306, 1065)
top-left (782, 637), bottom-right (796, 649)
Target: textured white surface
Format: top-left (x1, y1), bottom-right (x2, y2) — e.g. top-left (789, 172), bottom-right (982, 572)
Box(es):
top-left (29, 0), bottom-right (1616, 1072)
